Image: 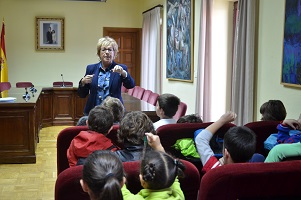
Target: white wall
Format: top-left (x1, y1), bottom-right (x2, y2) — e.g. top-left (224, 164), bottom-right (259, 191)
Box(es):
top-left (257, 0), bottom-right (301, 120)
top-left (0, 0), bottom-right (143, 87)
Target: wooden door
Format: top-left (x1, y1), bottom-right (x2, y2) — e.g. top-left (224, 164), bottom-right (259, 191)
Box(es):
top-left (103, 27), bottom-right (142, 86)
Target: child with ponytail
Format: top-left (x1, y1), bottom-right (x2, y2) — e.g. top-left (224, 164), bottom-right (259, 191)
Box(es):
top-left (80, 150), bottom-right (125, 200)
top-left (122, 132), bottom-right (186, 200)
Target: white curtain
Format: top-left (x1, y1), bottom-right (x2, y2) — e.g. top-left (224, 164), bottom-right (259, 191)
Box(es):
top-left (231, 0), bottom-right (257, 125)
top-left (196, 0), bottom-right (213, 122)
top-left (141, 7), bottom-right (161, 94)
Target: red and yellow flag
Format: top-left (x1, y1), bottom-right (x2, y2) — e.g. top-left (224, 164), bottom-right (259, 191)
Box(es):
top-left (0, 19), bottom-right (8, 97)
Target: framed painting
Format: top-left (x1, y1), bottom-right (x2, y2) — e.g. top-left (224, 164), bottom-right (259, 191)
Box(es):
top-left (35, 17), bottom-right (64, 51)
top-left (166, 0), bottom-right (194, 82)
top-left (281, 0), bottom-right (301, 88)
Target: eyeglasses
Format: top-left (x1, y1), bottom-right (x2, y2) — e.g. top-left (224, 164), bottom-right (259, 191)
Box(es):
top-left (101, 48), bottom-right (114, 52)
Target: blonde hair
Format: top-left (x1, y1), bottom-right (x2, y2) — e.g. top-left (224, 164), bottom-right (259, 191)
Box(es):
top-left (96, 36), bottom-right (119, 59)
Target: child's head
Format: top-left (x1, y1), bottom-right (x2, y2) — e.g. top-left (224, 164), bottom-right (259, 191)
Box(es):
top-left (140, 150), bottom-right (185, 190)
top-left (80, 150), bottom-right (124, 200)
top-left (101, 96), bottom-right (125, 123)
top-left (118, 111), bottom-right (155, 145)
top-left (156, 93), bottom-right (180, 118)
top-left (177, 114), bottom-right (203, 123)
top-left (260, 100), bottom-right (286, 121)
top-left (223, 126), bottom-right (256, 164)
top-left (88, 106), bottom-right (114, 134)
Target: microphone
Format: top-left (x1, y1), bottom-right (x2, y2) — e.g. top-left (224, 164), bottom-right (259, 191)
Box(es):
top-left (61, 74), bottom-right (65, 87)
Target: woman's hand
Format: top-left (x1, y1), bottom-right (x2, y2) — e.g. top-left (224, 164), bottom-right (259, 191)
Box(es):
top-left (81, 74), bottom-right (94, 86)
top-left (112, 65), bottom-right (127, 77)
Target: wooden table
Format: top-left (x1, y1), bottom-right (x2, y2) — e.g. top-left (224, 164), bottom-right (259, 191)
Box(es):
top-left (121, 93), bottom-right (159, 122)
top-left (0, 87), bottom-right (42, 163)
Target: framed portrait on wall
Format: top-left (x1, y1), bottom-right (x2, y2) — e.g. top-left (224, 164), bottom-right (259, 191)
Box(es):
top-left (281, 0), bottom-right (301, 88)
top-left (166, 0), bottom-right (194, 82)
top-left (35, 17), bottom-right (64, 51)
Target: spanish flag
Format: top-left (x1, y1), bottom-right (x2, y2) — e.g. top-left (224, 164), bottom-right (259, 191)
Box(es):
top-left (0, 19), bottom-right (8, 97)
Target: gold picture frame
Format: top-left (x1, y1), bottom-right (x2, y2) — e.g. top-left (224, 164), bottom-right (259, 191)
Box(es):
top-left (166, 0), bottom-right (194, 82)
top-left (35, 17), bottom-right (64, 51)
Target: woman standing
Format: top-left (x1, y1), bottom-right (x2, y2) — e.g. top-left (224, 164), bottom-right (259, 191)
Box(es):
top-left (78, 36), bottom-right (135, 116)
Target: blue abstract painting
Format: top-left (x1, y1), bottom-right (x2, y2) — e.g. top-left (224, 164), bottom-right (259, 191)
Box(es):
top-left (282, 0), bottom-right (301, 87)
top-left (166, 0), bottom-right (193, 82)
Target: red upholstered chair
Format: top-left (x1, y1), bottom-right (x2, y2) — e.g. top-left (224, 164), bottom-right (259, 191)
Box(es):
top-left (55, 159), bottom-right (200, 200)
top-left (132, 86), bottom-right (145, 99)
top-left (198, 160), bottom-right (301, 200)
top-left (0, 81), bottom-right (11, 92)
top-left (141, 89), bottom-right (152, 102)
top-left (147, 92), bottom-right (159, 106)
top-left (0, 82), bottom-right (11, 98)
top-left (53, 81), bottom-right (73, 87)
top-left (244, 120), bottom-right (279, 156)
top-left (173, 101), bottom-right (187, 121)
top-left (55, 165), bottom-right (89, 200)
top-left (127, 87), bottom-right (135, 96)
top-left (56, 125), bottom-right (120, 175)
top-left (156, 122), bottom-right (236, 178)
top-left (16, 82), bottom-right (33, 88)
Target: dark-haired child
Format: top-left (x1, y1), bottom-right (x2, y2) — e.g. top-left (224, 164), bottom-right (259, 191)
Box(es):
top-left (122, 132), bottom-right (186, 199)
top-left (67, 106), bottom-right (119, 167)
top-left (80, 150), bottom-right (125, 200)
top-left (195, 111), bottom-right (257, 173)
top-left (153, 93), bottom-right (180, 130)
top-left (114, 111), bottom-right (156, 162)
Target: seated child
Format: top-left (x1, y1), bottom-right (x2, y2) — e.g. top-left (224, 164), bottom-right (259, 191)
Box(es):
top-left (114, 111), bottom-right (156, 162)
top-left (153, 93), bottom-right (180, 130)
top-left (276, 118), bottom-right (301, 144)
top-left (176, 114), bottom-right (203, 123)
top-left (265, 142), bottom-right (301, 162)
top-left (80, 150), bottom-right (125, 200)
top-left (76, 96), bottom-right (125, 126)
top-left (67, 106), bottom-right (119, 167)
top-left (122, 132), bottom-right (186, 199)
top-left (195, 111), bottom-right (257, 173)
top-left (260, 100), bottom-right (287, 121)
top-left (101, 96), bottom-right (125, 124)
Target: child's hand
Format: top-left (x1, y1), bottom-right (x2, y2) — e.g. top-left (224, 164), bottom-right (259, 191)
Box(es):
top-left (219, 111), bottom-right (237, 124)
top-left (283, 119), bottom-right (301, 130)
top-left (145, 133), bottom-right (165, 152)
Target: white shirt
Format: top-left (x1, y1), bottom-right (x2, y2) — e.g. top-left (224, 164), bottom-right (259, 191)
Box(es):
top-left (153, 118), bottom-right (177, 130)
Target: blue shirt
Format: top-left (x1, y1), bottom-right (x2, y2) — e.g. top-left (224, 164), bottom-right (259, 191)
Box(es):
top-left (95, 63), bottom-right (111, 106)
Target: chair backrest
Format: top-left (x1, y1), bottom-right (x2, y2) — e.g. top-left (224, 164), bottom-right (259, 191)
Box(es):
top-left (53, 81), bottom-right (73, 87)
top-left (16, 82), bottom-right (33, 88)
top-left (141, 89), bottom-right (152, 102)
top-left (244, 120), bottom-right (279, 156)
top-left (0, 81), bottom-right (11, 92)
top-left (199, 160), bottom-right (301, 200)
top-left (147, 92), bottom-right (159, 106)
top-left (132, 86), bottom-right (145, 99)
top-left (55, 165), bottom-right (89, 200)
top-left (56, 125), bottom-right (120, 175)
top-left (55, 159), bottom-right (200, 200)
top-left (173, 101), bottom-right (187, 121)
top-left (127, 87), bottom-right (135, 96)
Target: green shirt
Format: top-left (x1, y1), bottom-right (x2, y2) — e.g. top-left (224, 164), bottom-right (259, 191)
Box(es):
top-left (265, 142), bottom-right (301, 162)
top-left (122, 178), bottom-right (185, 200)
